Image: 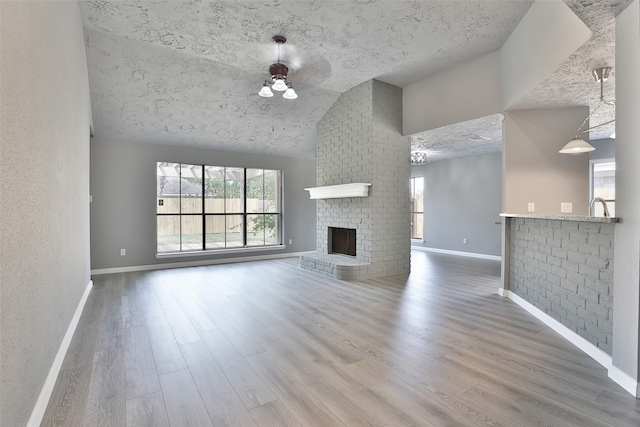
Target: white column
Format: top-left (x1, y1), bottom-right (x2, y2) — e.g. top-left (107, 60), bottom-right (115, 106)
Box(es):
top-left (611, 0), bottom-right (640, 396)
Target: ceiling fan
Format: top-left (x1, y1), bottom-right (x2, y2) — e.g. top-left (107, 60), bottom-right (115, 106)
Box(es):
top-left (258, 36), bottom-right (298, 99)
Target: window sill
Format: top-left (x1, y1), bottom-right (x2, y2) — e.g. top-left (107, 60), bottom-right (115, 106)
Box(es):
top-left (156, 244), bottom-right (286, 259)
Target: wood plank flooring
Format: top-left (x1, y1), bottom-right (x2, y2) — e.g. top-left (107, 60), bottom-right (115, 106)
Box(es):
top-left (41, 251), bottom-right (640, 426)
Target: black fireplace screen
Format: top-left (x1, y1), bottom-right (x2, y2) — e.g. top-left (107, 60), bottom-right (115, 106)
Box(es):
top-left (329, 227), bottom-right (356, 256)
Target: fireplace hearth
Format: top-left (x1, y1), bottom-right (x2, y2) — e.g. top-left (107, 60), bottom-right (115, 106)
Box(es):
top-left (329, 227), bottom-right (356, 257)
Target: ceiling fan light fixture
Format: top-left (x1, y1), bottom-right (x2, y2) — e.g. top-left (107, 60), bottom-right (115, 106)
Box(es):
top-left (258, 81), bottom-right (274, 97)
top-left (258, 36), bottom-right (300, 99)
top-left (559, 136), bottom-right (596, 154)
top-left (410, 152), bottom-right (428, 165)
top-left (272, 78), bottom-right (288, 91)
top-left (283, 83), bottom-right (297, 100)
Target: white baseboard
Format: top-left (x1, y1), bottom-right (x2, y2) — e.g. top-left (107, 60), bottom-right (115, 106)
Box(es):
top-left (27, 280), bottom-right (93, 427)
top-left (411, 245), bottom-right (501, 261)
top-left (506, 291), bottom-right (613, 369)
top-left (91, 252), bottom-right (309, 275)
top-left (608, 365), bottom-right (639, 397)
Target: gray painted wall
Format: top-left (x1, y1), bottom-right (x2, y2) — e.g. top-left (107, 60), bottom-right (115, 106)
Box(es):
top-left (503, 107), bottom-right (590, 215)
top-left (411, 153), bottom-right (502, 256)
top-left (90, 139), bottom-right (317, 270)
top-left (612, 0), bottom-right (640, 386)
top-left (590, 138), bottom-right (615, 161)
top-left (403, 51), bottom-right (502, 135)
top-left (0, 2), bottom-right (93, 425)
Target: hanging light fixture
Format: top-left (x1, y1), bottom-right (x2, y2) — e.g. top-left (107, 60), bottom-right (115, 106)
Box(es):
top-left (410, 152), bottom-right (428, 165)
top-left (258, 36), bottom-right (297, 100)
top-left (559, 67), bottom-right (615, 154)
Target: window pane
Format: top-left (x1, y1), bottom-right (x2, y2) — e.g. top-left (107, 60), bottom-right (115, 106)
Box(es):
top-left (411, 213), bottom-right (424, 239)
top-left (225, 215), bottom-right (243, 248)
top-left (181, 164), bottom-right (202, 214)
top-left (225, 167), bottom-right (244, 213)
top-left (411, 177), bottom-right (424, 213)
top-left (157, 215), bottom-right (181, 253)
top-left (205, 215), bottom-right (242, 248)
top-left (180, 215), bottom-right (202, 251)
top-left (204, 166), bottom-right (225, 213)
top-left (593, 161), bottom-right (615, 201)
top-left (264, 170), bottom-right (281, 213)
top-left (205, 215), bottom-right (225, 248)
top-left (157, 162), bottom-right (181, 214)
top-left (246, 214), bottom-right (265, 246)
top-left (246, 169), bottom-right (264, 213)
top-left (246, 214), bottom-right (281, 246)
top-left (265, 214), bottom-right (280, 245)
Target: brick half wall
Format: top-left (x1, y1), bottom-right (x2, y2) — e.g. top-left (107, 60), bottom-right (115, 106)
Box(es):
top-left (509, 218), bottom-right (614, 355)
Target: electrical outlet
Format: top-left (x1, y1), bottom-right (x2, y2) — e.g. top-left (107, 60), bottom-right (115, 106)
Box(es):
top-left (561, 203), bottom-right (573, 213)
top-left (528, 202), bottom-right (535, 212)
top-left (120, 249), bottom-right (126, 256)
top-left (288, 239), bottom-right (293, 245)
top-left (463, 238), bottom-right (468, 244)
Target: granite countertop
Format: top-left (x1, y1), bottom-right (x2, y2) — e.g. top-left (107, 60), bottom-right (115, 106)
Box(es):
top-left (500, 213), bottom-right (619, 223)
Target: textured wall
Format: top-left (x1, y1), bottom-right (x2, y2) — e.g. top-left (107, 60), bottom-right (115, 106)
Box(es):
top-left (90, 139), bottom-right (317, 270)
top-left (0, 2), bottom-right (92, 426)
top-left (509, 218), bottom-right (614, 354)
top-left (500, 0), bottom-right (591, 109)
top-left (307, 80), bottom-right (410, 279)
top-left (411, 153), bottom-right (503, 256)
top-left (612, 0), bottom-right (640, 382)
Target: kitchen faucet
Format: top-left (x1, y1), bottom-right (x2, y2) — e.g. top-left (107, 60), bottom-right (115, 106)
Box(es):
top-left (589, 197), bottom-right (610, 217)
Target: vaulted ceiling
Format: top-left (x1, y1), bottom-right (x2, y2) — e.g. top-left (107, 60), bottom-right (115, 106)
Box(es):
top-left (81, 0), bottom-right (629, 161)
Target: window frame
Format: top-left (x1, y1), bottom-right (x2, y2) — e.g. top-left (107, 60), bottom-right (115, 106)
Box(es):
top-left (156, 163), bottom-right (284, 256)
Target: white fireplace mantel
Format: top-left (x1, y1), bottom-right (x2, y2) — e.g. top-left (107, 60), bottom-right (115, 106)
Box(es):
top-left (304, 183), bottom-right (372, 200)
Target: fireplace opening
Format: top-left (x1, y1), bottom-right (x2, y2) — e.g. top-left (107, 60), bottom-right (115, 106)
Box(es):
top-left (329, 227), bottom-right (356, 257)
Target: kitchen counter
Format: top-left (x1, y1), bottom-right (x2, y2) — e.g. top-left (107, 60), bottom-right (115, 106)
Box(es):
top-left (500, 213), bottom-right (619, 223)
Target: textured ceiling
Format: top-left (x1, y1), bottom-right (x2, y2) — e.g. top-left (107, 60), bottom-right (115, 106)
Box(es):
top-left (81, 0), bottom-right (625, 161)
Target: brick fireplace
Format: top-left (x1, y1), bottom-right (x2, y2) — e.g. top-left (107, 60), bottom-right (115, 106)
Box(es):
top-left (299, 79), bottom-right (411, 280)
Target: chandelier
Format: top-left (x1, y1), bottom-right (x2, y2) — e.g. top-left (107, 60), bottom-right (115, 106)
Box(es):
top-left (410, 152), bottom-right (428, 165)
top-left (258, 36), bottom-right (297, 100)
top-left (559, 67), bottom-right (615, 154)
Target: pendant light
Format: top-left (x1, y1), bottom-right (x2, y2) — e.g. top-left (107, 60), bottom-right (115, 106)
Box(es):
top-left (559, 67), bottom-right (615, 154)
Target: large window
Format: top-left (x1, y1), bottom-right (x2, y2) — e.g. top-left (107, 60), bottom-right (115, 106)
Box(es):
top-left (410, 176), bottom-right (424, 240)
top-left (590, 159), bottom-right (615, 217)
top-left (157, 163), bottom-right (282, 253)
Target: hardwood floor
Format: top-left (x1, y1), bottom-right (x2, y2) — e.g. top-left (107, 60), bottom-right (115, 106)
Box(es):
top-left (41, 251), bottom-right (640, 426)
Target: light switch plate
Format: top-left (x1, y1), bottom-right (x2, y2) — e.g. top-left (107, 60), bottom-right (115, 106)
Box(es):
top-left (561, 203), bottom-right (573, 213)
